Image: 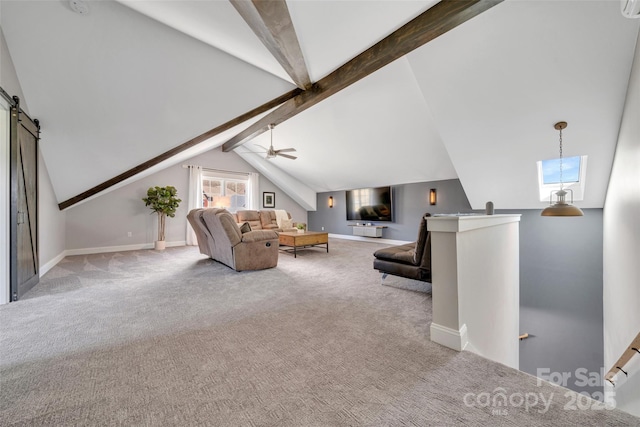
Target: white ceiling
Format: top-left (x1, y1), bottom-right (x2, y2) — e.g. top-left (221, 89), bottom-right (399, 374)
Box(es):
top-left (1, 0), bottom-right (639, 210)
top-left (238, 56), bottom-right (456, 192)
top-left (407, 0), bottom-right (639, 209)
top-left (1, 0), bottom-right (294, 202)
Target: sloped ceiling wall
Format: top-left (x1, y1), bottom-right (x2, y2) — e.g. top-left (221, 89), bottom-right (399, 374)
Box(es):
top-left (115, 0), bottom-right (294, 84)
top-left (237, 56), bottom-right (457, 193)
top-left (1, 0), bottom-right (294, 202)
top-left (1, 1), bottom-right (639, 211)
top-left (407, 0), bottom-right (640, 209)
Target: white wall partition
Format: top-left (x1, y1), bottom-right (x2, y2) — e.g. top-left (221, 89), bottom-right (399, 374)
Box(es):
top-left (428, 214), bottom-right (521, 369)
top-left (1, 27), bottom-right (22, 303)
top-left (0, 96), bottom-right (10, 304)
top-left (603, 30), bottom-right (640, 417)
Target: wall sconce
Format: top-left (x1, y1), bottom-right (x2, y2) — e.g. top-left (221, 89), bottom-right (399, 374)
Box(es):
top-left (429, 189), bottom-right (437, 205)
top-left (329, 196), bottom-right (334, 208)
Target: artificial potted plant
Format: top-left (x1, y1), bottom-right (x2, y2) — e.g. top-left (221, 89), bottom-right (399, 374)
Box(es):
top-left (142, 186), bottom-right (181, 250)
top-left (296, 223), bottom-right (306, 233)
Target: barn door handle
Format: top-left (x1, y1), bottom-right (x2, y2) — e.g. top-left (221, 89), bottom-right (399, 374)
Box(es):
top-left (17, 211), bottom-right (24, 224)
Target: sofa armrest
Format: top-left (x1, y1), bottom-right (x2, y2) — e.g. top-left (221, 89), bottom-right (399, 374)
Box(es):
top-left (234, 237), bottom-right (279, 271)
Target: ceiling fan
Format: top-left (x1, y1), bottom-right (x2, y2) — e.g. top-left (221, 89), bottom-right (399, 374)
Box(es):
top-left (255, 123), bottom-right (297, 160)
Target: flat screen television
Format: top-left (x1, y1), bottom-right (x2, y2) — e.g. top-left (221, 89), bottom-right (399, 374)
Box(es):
top-left (345, 186), bottom-right (393, 222)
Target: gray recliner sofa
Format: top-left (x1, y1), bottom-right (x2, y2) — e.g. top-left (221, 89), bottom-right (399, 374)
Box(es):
top-left (372, 213), bottom-right (432, 282)
top-left (187, 208), bottom-right (280, 271)
top-left (232, 210), bottom-right (299, 232)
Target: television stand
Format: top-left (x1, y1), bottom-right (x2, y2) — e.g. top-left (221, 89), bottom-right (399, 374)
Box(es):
top-left (349, 224), bottom-right (387, 238)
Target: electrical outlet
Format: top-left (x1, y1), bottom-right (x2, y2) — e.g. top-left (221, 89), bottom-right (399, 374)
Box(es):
top-left (127, 232), bottom-right (132, 237)
top-left (321, 226), bottom-right (325, 231)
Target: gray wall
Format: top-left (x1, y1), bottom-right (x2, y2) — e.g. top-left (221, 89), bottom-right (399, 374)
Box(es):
top-left (1, 28), bottom-right (27, 113)
top-left (66, 148), bottom-right (308, 250)
top-left (1, 28), bottom-right (67, 275)
top-left (500, 209), bottom-right (605, 398)
top-left (38, 150), bottom-right (67, 271)
top-left (308, 179), bottom-right (473, 241)
top-left (310, 179), bottom-right (605, 398)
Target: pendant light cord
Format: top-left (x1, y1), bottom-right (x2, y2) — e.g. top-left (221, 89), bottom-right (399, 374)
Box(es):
top-left (559, 126), bottom-right (563, 190)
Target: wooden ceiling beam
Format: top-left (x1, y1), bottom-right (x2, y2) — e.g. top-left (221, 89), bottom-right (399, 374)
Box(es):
top-left (58, 0), bottom-right (502, 210)
top-left (58, 88), bottom-right (301, 210)
top-left (231, 0), bottom-right (311, 90)
top-left (222, 0), bottom-right (503, 153)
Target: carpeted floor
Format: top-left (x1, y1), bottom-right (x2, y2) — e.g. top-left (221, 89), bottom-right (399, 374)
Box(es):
top-left (1, 239), bottom-right (638, 426)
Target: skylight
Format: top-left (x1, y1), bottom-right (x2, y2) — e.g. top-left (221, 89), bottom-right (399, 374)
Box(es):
top-left (541, 156), bottom-right (581, 184)
top-left (537, 155), bottom-right (587, 202)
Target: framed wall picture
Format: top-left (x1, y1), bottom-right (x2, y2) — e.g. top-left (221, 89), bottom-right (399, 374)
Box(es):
top-left (263, 192), bottom-right (275, 208)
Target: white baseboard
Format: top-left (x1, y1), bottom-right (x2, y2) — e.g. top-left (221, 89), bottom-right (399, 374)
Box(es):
top-left (328, 233), bottom-right (411, 246)
top-left (40, 251), bottom-right (67, 277)
top-left (430, 322), bottom-right (469, 352)
top-left (65, 241), bottom-right (187, 257)
top-left (38, 241), bottom-right (187, 277)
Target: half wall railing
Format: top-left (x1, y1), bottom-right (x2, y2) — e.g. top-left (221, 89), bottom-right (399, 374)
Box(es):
top-left (605, 331), bottom-right (640, 388)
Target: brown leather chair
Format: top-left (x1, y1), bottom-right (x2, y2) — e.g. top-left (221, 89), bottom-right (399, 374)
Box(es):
top-left (187, 208), bottom-right (279, 271)
top-left (372, 213), bottom-right (431, 282)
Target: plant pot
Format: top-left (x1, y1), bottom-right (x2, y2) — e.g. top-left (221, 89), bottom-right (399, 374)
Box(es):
top-left (154, 240), bottom-right (166, 250)
top-left (297, 229), bottom-right (304, 234)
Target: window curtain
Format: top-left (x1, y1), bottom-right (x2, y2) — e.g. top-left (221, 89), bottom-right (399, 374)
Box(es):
top-left (247, 172), bottom-right (260, 210)
top-left (186, 165), bottom-right (203, 246)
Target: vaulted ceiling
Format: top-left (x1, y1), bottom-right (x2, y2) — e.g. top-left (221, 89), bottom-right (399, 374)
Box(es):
top-left (1, 0), bottom-right (639, 211)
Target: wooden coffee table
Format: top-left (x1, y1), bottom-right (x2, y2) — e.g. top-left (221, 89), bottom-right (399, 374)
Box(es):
top-left (278, 231), bottom-right (329, 258)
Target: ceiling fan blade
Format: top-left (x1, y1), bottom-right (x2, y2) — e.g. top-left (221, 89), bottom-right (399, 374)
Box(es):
top-left (277, 153), bottom-right (297, 160)
top-left (275, 148), bottom-right (296, 153)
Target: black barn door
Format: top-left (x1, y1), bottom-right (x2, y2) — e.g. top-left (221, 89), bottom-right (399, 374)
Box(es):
top-left (10, 100), bottom-right (39, 301)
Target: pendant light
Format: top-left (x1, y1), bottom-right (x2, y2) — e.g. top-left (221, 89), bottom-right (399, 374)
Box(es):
top-left (541, 121), bottom-right (584, 217)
